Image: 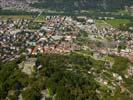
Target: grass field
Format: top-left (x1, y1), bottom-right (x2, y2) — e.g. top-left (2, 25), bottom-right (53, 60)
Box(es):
top-left (34, 16), bottom-right (45, 22)
top-left (96, 19), bottom-right (130, 28)
top-left (0, 15), bottom-right (33, 20)
top-left (0, 15), bottom-right (45, 22)
top-left (96, 20), bottom-right (112, 28)
top-left (105, 19), bottom-right (130, 27)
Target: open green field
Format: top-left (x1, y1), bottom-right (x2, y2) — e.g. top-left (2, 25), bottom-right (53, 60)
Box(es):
top-left (105, 19), bottom-right (130, 27)
top-left (96, 20), bottom-right (111, 28)
top-left (34, 16), bottom-right (45, 22)
top-left (96, 19), bottom-right (130, 28)
top-left (0, 15), bottom-right (45, 22)
top-left (96, 20), bottom-right (105, 25)
top-left (0, 15), bottom-right (33, 20)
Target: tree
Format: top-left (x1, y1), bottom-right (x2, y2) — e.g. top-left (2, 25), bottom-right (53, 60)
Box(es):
top-left (22, 88), bottom-right (41, 100)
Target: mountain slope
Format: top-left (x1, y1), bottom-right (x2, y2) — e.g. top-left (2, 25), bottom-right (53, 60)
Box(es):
top-left (32, 0), bottom-right (133, 11)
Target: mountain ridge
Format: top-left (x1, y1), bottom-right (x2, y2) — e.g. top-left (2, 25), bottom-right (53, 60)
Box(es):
top-left (32, 0), bottom-right (133, 11)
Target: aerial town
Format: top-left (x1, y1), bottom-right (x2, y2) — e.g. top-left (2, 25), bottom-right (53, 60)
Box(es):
top-left (0, 0), bottom-right (133, 100)
top-left (0, 16), bottom-right (133, 62)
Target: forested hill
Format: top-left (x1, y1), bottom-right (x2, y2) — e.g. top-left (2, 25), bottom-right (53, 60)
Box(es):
top-left (32, 0), bottom-right (133, 11)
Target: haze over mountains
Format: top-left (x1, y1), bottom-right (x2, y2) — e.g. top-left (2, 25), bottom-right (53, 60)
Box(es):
top-left (1, 0), bottom-right (133, 11)
top-left (32, 0), bottom-right (133, 11)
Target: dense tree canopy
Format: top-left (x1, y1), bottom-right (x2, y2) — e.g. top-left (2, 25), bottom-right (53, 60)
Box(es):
top-left (0, 52), bottom-right (132, 100)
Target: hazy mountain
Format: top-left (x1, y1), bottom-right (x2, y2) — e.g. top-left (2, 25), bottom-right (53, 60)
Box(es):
top-left (31, 0), bottom-right (133, 11)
